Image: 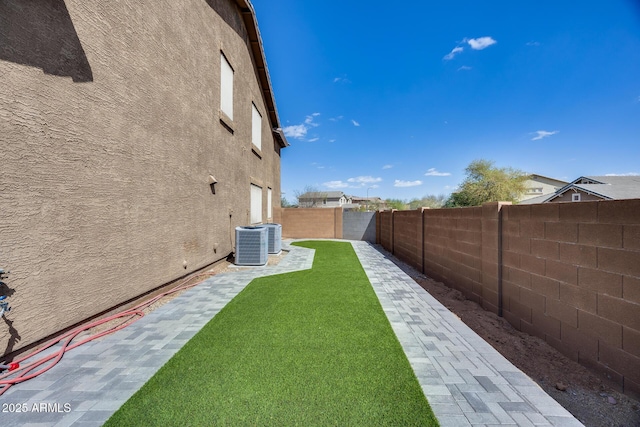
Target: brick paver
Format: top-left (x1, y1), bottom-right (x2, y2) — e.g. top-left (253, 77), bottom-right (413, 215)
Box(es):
top-left (0, 240), bottom-right (583, 426)
top-left (352, 241), bottom-right (583, 427)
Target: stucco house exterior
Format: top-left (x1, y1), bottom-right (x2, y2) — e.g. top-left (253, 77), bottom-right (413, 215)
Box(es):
top-left (518, 174), bottom-right (568, 204)
top-left (545, 176), bottom-right (640, 203)
top-left (298, 191), bottom-right (353, 208)
top-left (519, 175), bottom-right (640, 204)
top-left (0, 0), bottom-right (287, 357)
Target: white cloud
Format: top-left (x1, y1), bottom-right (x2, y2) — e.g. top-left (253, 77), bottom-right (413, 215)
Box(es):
top-left (323, 180), bottom-right (349, 189)
top-left (424, 168), bottom-right (451, 177)
top-left (382, 164), bottom-right (393, 170)
top-left (348, 176), bottom-right (383, 185)
top-left (443, 46), bottom-right (464, 61)
top-left (605, 172), bottom-right (640, 176)
top-left (333, 76), bottom-right (351, 84)
top-left (283, 113), bottom-right (321, 140)
top-left (329, 139), bottom-right (336, 143)
top-left (531, 130), bottom-right (559, 141)
top-left (351, 119), bottom-right (360, 127)
top-left (283, 124), bottom-right (308, 139)
top-left (329, 115), bottom-right (343, 122)
top-left (308, 137), bottom-right (319, 142)
top-left (394, 180), bottom-right (422, 187)
top-left (526, 41), bottom-right (541, 46)
top-left (457, 66), bottom-right (472, 71)
top-left (305, 113), bottom-right (320, 127)
top-left (323, 176), bottom-right (383, 189)
top-left (467, 36), bottom-right (497, 50)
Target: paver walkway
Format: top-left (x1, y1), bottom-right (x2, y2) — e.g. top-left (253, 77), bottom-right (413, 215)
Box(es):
top-left (1, 241), bottom-right (583, 426)
top-left (353, 242), bottom-right (583, 427)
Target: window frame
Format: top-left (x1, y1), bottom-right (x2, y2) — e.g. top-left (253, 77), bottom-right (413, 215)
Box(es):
top-left (220, 52), bottom-right (234, 121)
top-left (250, 184), bottom-right (263, 224)
top-left (251, 103), bottom-right (262, 151)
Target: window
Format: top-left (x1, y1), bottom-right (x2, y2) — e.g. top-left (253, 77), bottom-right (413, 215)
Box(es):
top-left (220, 53), bottom-right (233, 120)
top-left (267, 188), bottom-right (272, 219)
top-left (572, 193), bottom-right (581, 202)
top-left (252, 103), bottom-right (262, 151)
top-left (250, 184), bottom-right (262, 224)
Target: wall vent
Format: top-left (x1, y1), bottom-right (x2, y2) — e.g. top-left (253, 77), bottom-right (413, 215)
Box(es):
top-left (235, 226), bottom-right (268, 266)
top-left (263, 223), bottom-right (282, 254)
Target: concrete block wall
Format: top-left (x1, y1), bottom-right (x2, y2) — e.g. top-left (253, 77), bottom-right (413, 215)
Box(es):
top-left (378, 210), bottom-right (394, 250)
top-left (424, 206), bottom-right (483, 305)
top-left (501, 200), bottom-right (640, 398)
top-left (276, 207), bottom-right (343, 239)
top-left (379, 199), bottom-right (640, 399)
top-left (393, 209), bottom-right (424, 271)
top-left (343, 211), bottom-right (376, 242)
top-left (277, 209), bottom-right (376, 242)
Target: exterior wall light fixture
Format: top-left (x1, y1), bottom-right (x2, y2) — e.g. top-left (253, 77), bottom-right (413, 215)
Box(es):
top-left (208, 175), bottom-right (217, 194)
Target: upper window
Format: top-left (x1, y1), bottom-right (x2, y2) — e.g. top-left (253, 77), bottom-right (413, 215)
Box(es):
top-left (572, 193), bottom-right (581, 202)
top-left (220, 53), bottom-right (234, 120)
top-left (250, 184), bottom-right (262, 224)
top-left (252, 103), bottom-right (262, 151)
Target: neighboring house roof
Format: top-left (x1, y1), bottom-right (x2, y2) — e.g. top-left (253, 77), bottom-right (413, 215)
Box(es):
top-left (341, 203), bottom-right (362, 209)
top-left (236, 0), bottom-right (289, 147)
top-left (542, 175), bottom-right (640, 203)
top-left (519, 174), bottom-right (569, 202)
top-left (529, 174), bottom-right (569, 187)
top-left (299, 191), bottom-right (345, 199)
top-left (351, 196), bottom-right (383, 203)
top-left (518, 193), bottom-right (553, 205)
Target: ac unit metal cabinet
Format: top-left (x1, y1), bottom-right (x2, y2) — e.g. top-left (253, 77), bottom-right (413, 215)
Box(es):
top-left (235, 226), bottom-right (268, 266)
top-left (263, 223), bottom-right (282, 254)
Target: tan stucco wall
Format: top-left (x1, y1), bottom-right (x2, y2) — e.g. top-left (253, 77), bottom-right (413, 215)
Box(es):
top-left (520, 177), bottom-right (566, 201)
top-left (0, 0), bottom-right (281, 356)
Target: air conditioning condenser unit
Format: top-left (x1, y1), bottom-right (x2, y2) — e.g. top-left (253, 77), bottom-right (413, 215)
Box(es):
top-left (263, 223), bottom-right (282, 254)
top-left (235, 226), bottom-right (268, 266)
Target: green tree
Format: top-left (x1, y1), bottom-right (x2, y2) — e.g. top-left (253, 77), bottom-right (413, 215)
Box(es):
top-left (386, 198), bottom-right (408, 210)
top-left (408, 194), bottom-right (447, 209)
top-left (445, 159), bottom-right (530, 207)
top-left (294, 185), bottom-right (328, 208)
top-left (281, 196), bottom-right (293, 208)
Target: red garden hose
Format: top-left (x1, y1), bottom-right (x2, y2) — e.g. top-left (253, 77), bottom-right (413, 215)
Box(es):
top-left (0, 270), bottom-right (214, 396)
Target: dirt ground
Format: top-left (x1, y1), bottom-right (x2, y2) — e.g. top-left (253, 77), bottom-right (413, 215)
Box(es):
top-left (383, 249), bottom-right (640, 427)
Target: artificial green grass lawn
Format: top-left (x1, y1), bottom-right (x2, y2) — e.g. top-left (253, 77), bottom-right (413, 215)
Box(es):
top-left (105, 241), bottom-right (438, 426)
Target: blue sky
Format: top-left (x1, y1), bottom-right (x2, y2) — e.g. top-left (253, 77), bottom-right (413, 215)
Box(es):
top-left (252, 1), bottom-right (640, 203)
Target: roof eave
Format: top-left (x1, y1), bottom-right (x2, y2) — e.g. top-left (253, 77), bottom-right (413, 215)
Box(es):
top-left (235, 1), bottom-right (287, 148)
top-left (546, 185), bottom-right (613, 202)
top-left (272, 128), bottom-right (290, 147)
